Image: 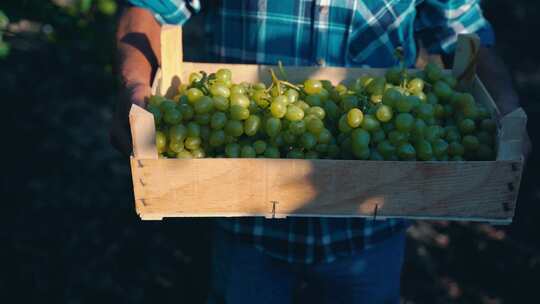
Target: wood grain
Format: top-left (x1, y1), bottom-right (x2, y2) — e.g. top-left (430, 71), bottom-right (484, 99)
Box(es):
top-left (160, 25), bottom-right (182, 98)
top-left (129, 104), bottom-right (157, 159)
top-left (131, 158), bottom-right (521, 222)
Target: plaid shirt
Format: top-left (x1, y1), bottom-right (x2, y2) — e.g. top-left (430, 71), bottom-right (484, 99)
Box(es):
top-left (128, 0), bottom-right (494, 263)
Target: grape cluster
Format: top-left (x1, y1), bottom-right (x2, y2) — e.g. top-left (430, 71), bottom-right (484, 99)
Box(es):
top-left (147, 63), bottom-right (497, 161)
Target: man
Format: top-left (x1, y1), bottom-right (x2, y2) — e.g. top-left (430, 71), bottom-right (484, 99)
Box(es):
top-left (111, 1), bottom-right (530, 303)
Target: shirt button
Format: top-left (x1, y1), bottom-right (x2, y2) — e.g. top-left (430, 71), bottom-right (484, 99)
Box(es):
top-left (317, 58), bottom-right (325, 66)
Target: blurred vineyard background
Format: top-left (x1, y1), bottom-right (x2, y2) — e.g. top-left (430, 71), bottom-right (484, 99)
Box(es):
top-left (1, 1), bottom-right (539, 303)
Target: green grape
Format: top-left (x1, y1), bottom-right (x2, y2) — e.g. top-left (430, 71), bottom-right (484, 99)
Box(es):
top-left (216, 68), bottom-right (232, 82)
top-left (200, 125), bottom-right (210, 141)
top-left (178, 103), bottom-right (194, 121)
top-left (262, 146), bottom-right (279, 158)
top-left (415, 91), bottom-right (427, 103)
top-left (317, 129), bottom-right (332, 144)
top-left (463, 105), bottom-right (478, 120)
top-left (295, 100), bottom-right (311, 111)
top-left (433, 81), bottom-right (452, 102)
top-left (160, 100), bottom-right (177, 113)
top-left (432, 138), bottom-right (449, 157)
top-left (230, 84), bottom-right (246, 95)
top-left (376, 105), bottom-right (393, 122)
top-left (194, 113), bottom-right (211, 125)
top-left (352, 145), bottom-right (370, 160)
top-left (169, 124), bottom-right (188, 142)
top-left (462, 135), bottom-right (480, 151)
top-left (451, 155), bottom-right (464, 161)
top-left (300, 133), bottom-right (317, 150)
top-left (434, 104), bottom-right (445, 119)
top-left (426, 92), bottom-right (438, 105)
top-left (414, 104), bottom-right (434, 121)
top-left (397, 143), bottom-right (416, 160)
top-left (177, 150), bottom-right (193, 159)
top-left (395, 96), bottom-right (414, 113)
top-left (455, 93), bottom-right (475, 110)
top-left (265, 117), bottom-right (282, 137)
top-left (319, 88), bottom-right (330, 102)
top-left (425, 62), bottom-right (443, 83)
top-left (208, 130), bottom-right (225, 147)
top-left (185, 136), bottom-right (201, 150)
top-left (315, 143), bottom-right (329, 154)
top-left (230, 105), bottom-right (250, 120)
top-left (253, 140), bottom-right (267, 154)
top-left (351, 128), bottom-right (371, 148)
top-left (244, 115), bottom-right (261, 136)
top-left (425, 125), bottom-right (443, 142)
top-left (304, 79), bottom-right (323, 95)
top-left (191, 148), bottom-right (206, 158)
top-left (285, 105), bottom-right (305, 121)
top-left (304, 151), bottom-right (320, 159)
top-left (163, 108), bottom-right (183, 125)
top-left (347, 108), bottom-right (364, 128)
top-left (225, 120), bottom-right (244, 137)
top-left (282, 131), bottom-right (297, 145)
top-left (230, 93), bottom-right (250, 108)
top-left (149, 95), bottom-right (166, 107)
top-left (305, 94), bottom-right (323, 107)
top-left (327, 144), bottom-right (341, 158)
top-left (287, 148), bottom-right (305, 159)
top-left (388, 131), bottom-right (409, 146)
top-left (289, 120), bottom-right (307, 135)
top-left (458, 118), bottom-right (476, 134)
top-left (253, 90), bottom-right (270, 108)
top-left (385, 67), bottom-right (402, 85)
top-left (360, 114), bottom-right (380, 132)
top-left (270, 133), bottom-right (285, 147)
top-left (395, 113), bottom-right (414, 132)
top-left (371, 129), bottom-right (386, 144)
top-left (186, 88), bottom-right (204, 103)
top-left (148, 104), bottom-right (162, 125)
top-left (225, 143), bottom-right (241, 158)
top-left (285, 89), bottom-right (299, 103)
top-left (187, 122), bottom-right (201, 137)
top-left (366, 77), bottom-right (386, 95)
top-left (156, 131), bottom-right (167, 152)
top-left (306, 118), bottom-right (324, 135)
top-left (168, 139), bottom-right (184, 153)
top-left (210, 112), bottom-right (227, 130)
top-left (476, 144), bottom-right (494, 160)
top-left (382, 88), bottom-right (402, 107)
top-left (210, 83), bottom-right (231, 98)
top-left (382, 121), bottom-right (396, 133)
top-left (370, 94), bottom-right (382, 104)
top-left (442, 75), bottom-right (457, 88)
top-left (415, 140), bottom-right (433, 161)
top-left (341, 95), bottom-right (359, 112)
top-left (193, 96), bottom-right (214, 114)
top-left (448, 141), bottom-right (465, 156)
top-left (306, 106), bottom-right (326, 120)
top-left (324, 101), bottom-right (340, 120)
top-left (270, 100), bottom-right (287, 118)
top-left (407, 78), bottom-right (424, 95)
top-left (370, 149), bottom-right (385, 160)
top-left (445, 127), bottom-right (462, 142)
top-left (411, 119), bottom-right (426, 141)
top-left (240, 146), bottom-right (256, 158)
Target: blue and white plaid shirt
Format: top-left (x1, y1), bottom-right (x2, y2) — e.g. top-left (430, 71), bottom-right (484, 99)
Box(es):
top-left (128, 0), bottom-right (494, 264)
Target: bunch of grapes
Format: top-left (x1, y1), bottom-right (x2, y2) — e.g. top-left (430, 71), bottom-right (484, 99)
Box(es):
top-left (147, 62), bottom-right (497, 161)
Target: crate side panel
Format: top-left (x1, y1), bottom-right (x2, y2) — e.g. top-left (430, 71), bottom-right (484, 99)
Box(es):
top-left (133, 159), bottom-right (519, 220)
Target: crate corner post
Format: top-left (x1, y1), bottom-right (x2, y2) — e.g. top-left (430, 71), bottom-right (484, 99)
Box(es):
top-left (160, 25), bottom-right (183, 98)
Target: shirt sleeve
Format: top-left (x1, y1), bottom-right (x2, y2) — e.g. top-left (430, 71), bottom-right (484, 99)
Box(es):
top-left (415, 0), bottom-right (495, 54)
top-left (127, 0), bottom-right (201, 25)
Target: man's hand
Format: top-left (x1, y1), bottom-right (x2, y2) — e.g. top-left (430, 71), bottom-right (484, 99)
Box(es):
top-left (110, 6), bottom-right (161, 157)
top-left (477, 47), bottom-right (532, 161)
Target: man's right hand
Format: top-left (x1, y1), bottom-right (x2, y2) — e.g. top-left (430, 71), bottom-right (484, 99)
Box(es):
top-left (110, 6), bottom-right (161, 157)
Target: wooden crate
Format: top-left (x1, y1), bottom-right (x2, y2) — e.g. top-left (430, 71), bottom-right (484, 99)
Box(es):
top-left (129, 26), bottom-right (526, 224)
